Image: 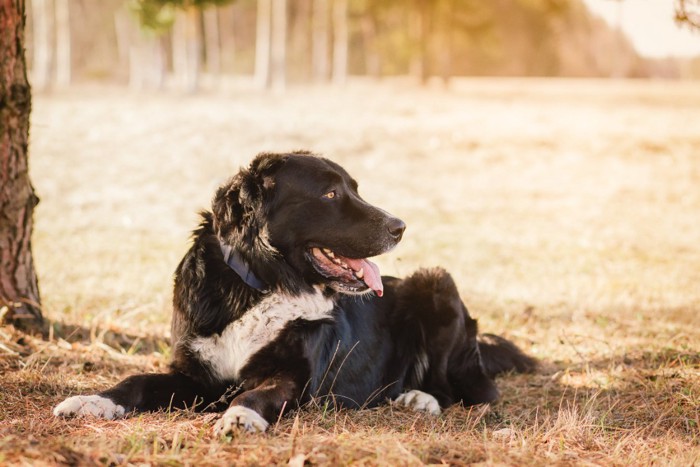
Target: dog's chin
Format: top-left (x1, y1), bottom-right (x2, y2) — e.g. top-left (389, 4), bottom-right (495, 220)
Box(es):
top-left (305, 247), bottom-right (384, 297)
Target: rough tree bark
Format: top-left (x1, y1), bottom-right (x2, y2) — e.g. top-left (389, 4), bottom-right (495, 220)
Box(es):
top-left (0, 0), bottom-right (43, 332)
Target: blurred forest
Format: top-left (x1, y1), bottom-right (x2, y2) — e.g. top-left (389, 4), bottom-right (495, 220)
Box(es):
top-left (24, 0), bottom-right (700, 92)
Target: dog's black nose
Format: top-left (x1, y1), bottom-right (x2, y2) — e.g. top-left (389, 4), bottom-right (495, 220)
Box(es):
top-left (387, 218), bottom-right (406, 241)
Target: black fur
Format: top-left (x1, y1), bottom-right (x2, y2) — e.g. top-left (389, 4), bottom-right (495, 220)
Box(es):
top-left (57, 152), bottom-right (536, 428)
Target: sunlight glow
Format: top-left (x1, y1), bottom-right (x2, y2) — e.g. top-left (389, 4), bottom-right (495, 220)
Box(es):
top-left (584, 0), bottom-right (700, 57)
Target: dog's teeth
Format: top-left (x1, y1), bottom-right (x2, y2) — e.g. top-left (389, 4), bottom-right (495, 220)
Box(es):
top-left (355, 268), bottom-right (364, 279)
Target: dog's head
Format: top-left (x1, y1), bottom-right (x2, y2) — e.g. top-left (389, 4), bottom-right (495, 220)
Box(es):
top-left (212, 152), bottom-right (405, 296)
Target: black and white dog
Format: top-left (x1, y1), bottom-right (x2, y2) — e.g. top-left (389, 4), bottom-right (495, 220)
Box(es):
top-left (54, 152), bottom-right (535, 434)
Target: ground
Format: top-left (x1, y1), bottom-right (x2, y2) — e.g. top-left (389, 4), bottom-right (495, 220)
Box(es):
top-left (1, 78), bottom-right (699, 465)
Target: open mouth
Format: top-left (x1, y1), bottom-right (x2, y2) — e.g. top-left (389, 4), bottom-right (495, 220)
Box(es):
top-left (307, 247), bottom-right (384, 297)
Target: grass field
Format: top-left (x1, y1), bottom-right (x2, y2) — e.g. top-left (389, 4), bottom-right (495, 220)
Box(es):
top-left (1, 78), bottom-right (699, 465)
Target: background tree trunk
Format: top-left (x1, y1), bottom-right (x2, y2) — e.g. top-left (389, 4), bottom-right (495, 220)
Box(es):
top-left (172, 6), bottom-right (201, 92)
top-left (270, 0), bottom-right (286, 92)
top-left (331, 0), bottom-right (348, 85)
top-left (437, 0), bottom-right (453, 85)
top-left (311, 0), bottom-right (329, 82)
top-left (0, 0), bottom-right (43, 332)
top-left (31, 0), bottom-right (53, 90)
top-left (54, 0), bottom-right (70, 87)
top-left (203, 7), bottom-right (221, 77)
top-left (361, 8), bottom-right (380, 78)
top-left (172, 9), bottom-right (188, 90)
top-left (184, 6), bottom-right (201, 92)
top-left (218, 5), bottom-right (236, 75)
top-left (411, 0), bottom-right (431, 84)
top-left (113, 6), bottom-right (131, 81)
top-left (254, 0), bottom-right (271, 89)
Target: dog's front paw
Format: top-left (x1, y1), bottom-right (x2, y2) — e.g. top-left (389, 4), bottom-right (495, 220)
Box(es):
top-left (53, 395), bottom-right (126, 420)
top-left (395, 389), bottom-right (441, 415)
top-left (214, 405), bottom-right (269, 436)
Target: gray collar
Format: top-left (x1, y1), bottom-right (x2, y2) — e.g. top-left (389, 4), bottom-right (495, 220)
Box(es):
top-left (219, 240), bottom-right (270, 293)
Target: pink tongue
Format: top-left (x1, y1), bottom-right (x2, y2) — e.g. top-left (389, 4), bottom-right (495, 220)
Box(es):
top-left (344, 257), bottom-right (384, 297)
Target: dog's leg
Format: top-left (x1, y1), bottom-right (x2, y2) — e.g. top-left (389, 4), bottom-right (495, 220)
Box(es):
top-left (395, 268), bottom-right (500, 407)
top-left (445, 310), bottom-right (501, 405)
top-left (441, 288), bottom-right (536, 405)
top-left (54, 372), bottom-right (222, 419)
top-left (422, 272), bottom-right (501, 405)
top-left (214, 375), bottom-right (297, 435)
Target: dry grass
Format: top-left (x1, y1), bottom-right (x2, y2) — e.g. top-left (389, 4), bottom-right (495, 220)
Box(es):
top-left (1, 77), bottom-right (699, 465)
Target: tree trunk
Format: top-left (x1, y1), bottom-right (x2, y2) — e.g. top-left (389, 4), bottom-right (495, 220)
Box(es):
top-left (130, 31), bottom-right (167, 91)
top-left (270, 0), bottom-right (286, 92)
top-left (172, 7), bottom-right (201, 93)
top-left (438, 0), bottom-right (453, 85)
top-left (31, 0), bottom-right (53, 90)
top-left (114, 6), bottom-right (131, 81)
top-left (331, 0), bottom-right (348, 85)
top-left (254, 0), bottom-right (271, 89)
top-left (0, 0), bottom-right (43, 332)
top-left (288, 0), bottom-right (311, 82)
top-left (311, 0), bottom-right (329, 82)
top-left (54, 0), bottom-right (70, 87)
top-left (203, 7), bottom-right (221, 76)
top-left (127, 34), bottom-right (144, 89)
top-left (361, 10), bottom-right (380, 78)
top-left (152, 35), bottom-right (167, 90)
top-left (411, 0), bottom-right (431, 84)
top-left (185, 6), bottom-right (201, 92)
top-left (218, 5), bottom-right (236, 74)
top-left (172, 9), bottom-right (187, 89)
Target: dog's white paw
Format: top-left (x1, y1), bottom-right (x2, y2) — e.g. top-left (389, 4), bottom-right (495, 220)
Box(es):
top-left (214, 405), bottom-right (269, 436)
top-left (395, 389), bottom-right (441, 415)
top-left (53, 395), bottom-right (126, 420)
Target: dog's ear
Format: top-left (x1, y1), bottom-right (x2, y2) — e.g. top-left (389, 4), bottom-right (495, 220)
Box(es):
top-left (211, 176), bottom-right (243, 239)
top-left (212, 153), bottom-right (289, 247)
top-left (249, 152), bottom-right (290, 194)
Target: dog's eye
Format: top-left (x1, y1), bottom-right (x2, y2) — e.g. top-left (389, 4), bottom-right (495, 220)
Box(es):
top-left (322, 190), bottom-right (337, 200)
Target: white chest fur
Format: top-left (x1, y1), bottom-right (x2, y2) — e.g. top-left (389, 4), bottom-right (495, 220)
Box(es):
top-left (189, 290), bottom-right (334, 381)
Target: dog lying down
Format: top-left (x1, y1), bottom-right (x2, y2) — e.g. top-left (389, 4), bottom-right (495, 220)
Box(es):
top-left (54, 151), bottom-right (536, 434)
